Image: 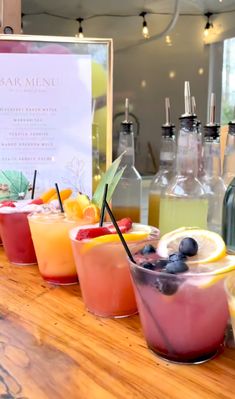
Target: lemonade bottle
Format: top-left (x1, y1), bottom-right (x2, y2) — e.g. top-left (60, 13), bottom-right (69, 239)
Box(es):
top-left (159, 82), bottom-right (208, 235)
top-left (222, 121), bottom-right (235, 188)
top-left (112, 99), bottom-right (142, 222)
top-left (148, 98), bottom-right (176, 228)
top-left (200, 93), bottom-right (226, 235)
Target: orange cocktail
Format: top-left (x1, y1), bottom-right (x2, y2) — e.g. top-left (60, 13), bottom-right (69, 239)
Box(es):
top-left (70, 222), bottom-right (159, 318)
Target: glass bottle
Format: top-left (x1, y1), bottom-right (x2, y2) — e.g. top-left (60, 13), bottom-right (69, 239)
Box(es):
top-left (112, 98), bottom-right (142, 222)
top-left (192, 96), bottom-right (204, 177)
top-left (222, 121), bottom-right (235, 188)
top-left (159, 81), bottom-right (208, 235)
top-left (148, 98), bottom-right (176, 228)
top-left (200, 93), bottom-right (226, 235)
top-left (222, 177), bottom-right (235, 254)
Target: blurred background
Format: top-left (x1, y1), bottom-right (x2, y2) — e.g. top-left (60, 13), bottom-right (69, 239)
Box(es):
top-left (21, 0), bottom-right (235, 175)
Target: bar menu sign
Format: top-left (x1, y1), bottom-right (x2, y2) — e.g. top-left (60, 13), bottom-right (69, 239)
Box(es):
top-left (0, 53), bottom-right (92, 197)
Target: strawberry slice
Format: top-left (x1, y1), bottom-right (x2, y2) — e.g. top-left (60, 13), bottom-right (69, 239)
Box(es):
top-left (107, 218), bottom-right (132, 234)
top-left (0, 201), bottom-right (16, 208)
top-left (30, 198), bottom-right (44, 205)
top-left (76, 226), bottom-right (110, 241)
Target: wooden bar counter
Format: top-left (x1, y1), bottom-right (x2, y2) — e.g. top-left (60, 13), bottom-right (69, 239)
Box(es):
top-left (0, 248), bottom-right (234, 399)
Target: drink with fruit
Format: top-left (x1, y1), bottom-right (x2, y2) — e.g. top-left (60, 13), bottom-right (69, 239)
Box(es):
top-left (129, 228), bottom-right (234, 363)
top-left (0, 200), bottom-right (38, 265)
top-left (28, 192), bottom-right (101, 284)
top-left (70, 218), bottom-right (159, 318)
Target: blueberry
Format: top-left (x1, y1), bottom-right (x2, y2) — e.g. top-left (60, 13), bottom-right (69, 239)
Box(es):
top-left (165, 260), bottom-right (189, 274)
top-left (154, 275), bottom-right (180, 296)
top-left (140, 244), bottom-right (156, 255)
top-left (168, 252), bottom-right (187, 262)
top-left (142, 262), bottom-right (156, 271)
top-left (179, 237), bottom-right (198, 257)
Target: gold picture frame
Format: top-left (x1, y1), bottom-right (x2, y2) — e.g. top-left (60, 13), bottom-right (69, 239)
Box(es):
top-left (0, 34), bottom-right (113, 196)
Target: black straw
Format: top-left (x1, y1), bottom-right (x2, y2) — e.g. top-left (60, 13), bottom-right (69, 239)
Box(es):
top-left (31, 170), bottom-right (37, 199)
top-left (104, 200), bottom-right (136, 263)
top-left (99, 183), bottom-right (108, 226)
top-left (55, 183), bottom-right (64, 212)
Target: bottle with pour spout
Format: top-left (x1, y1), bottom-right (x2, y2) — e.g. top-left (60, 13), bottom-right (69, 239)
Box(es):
top-left (192, 96), bottom-right (204, 177)
top-left (222, 120), bottom-right (235, 188)
top-left (159, 81), bottom-right (208, 235)
top-left (200, 93), bottom-right (226, 235)
top-left (148, 98), bottom-right (176, 228)
top-left (112, 99), bottom-right (142, 222)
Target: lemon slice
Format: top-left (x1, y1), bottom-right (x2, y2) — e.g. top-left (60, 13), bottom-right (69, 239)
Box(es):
top-left (189, 255), bottom-right (235, 288)
top-left (81, 231), bottom-right (149, 253)
top-left (158, 227), bottom-right (226, 264)
top-left (228, 299), bottom-right (235, 317)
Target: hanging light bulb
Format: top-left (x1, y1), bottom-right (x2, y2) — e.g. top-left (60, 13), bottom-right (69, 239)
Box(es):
top-left (76, 18), bottom-right (84, 38)
top-left (204, 12), bottom-right (213, 37)
top-left (139, 12), bottom-right (150, 39)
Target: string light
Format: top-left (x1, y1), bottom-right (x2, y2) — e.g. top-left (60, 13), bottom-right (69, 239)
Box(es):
top-left (139, 12), bottom-right (150, 39)
top-left (76, 18), bottom-right (84, 38)
top-left (204, 12), bottom-right (213, 37)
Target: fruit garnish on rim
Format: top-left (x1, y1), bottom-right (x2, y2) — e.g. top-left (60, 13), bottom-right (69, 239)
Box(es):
top-left (158, 227), bottom-right (226, 264)
top-left (64, 153), bottom-right (126, 222)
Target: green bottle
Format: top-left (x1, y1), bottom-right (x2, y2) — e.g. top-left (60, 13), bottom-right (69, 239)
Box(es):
top-left (222, 177), bottom-right (235, 254)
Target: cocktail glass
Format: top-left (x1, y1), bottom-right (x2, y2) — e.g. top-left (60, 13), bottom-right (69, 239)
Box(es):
top-left (70, 223), bottom-right (159, 318)
top-left (0, 207), bottom-right (37, 265)
top-left (129, 254), bottom-right (231, 364)
top-left (28, 211), bottom-right (81, 284)
top-left (224, 272), bottom-right (235, 344)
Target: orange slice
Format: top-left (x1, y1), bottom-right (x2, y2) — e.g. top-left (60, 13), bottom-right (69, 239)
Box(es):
top-left (82, 204), bottom-right (100, 223)
top-left (40, 188), bottom-right (56, 203)
top-left (81, 231), bottom-right (149, 253)
top-left (49, 189), bottom-right (72, 202)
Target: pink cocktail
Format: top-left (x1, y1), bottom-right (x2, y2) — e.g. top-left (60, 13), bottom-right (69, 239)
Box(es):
top-left (129, 255), bottom-right (230, 363)
top-left (0, 209), bottom-right (37, 265)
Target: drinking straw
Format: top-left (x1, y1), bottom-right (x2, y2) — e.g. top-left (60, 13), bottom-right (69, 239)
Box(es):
top-left (31, 170), bottom-right (37, 199)
top-left (104, 199), bottom-right (177, 355)
top-left (104, 199), bottom-right (135, 263)
top-left (99, 183), bottom-right (108, 227)
top-left (55, 183), bottom-right (64, 213)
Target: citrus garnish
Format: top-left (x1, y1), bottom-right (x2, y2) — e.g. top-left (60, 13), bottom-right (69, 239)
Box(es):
top-left (158, 227), bottom-right (226, 264)
top-left (64, 198), bottom-right (83, 220)
top-left (82, 204), bottom-right (100, 223)
top-left (229, 300), bottom-right (235, 317)
top-left (81, 231), bottom-right (149, 253)
top-left (188, 255), bottom-right (235, 287)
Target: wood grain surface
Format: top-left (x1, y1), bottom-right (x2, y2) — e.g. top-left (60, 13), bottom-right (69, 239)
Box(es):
top-left (0, 247), bottom-right (234, 399)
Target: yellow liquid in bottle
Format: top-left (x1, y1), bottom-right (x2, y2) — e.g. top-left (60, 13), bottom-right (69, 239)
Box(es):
top-left (159, 197), bottom-right (208, 235)
top-left (112, 206), bottom-right (140, 223)
top-left (148, 192), bottom-right (161, 228)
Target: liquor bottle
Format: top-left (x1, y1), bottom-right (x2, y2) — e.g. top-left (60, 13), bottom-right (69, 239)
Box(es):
top-left (148, 98), bottom-right (176, 228)
top-left (112, 98), bottom-right (142, 222)
top-left (159, 82), bottom-right (208, 235)
top-left (222, 121), bottom-right (235, 188)
top-left (192, 96), bottom-right (204, 177)
top-left (222, 177), bottom-right (235, 254)
top-left (200, 93), bottom-right (226, 235)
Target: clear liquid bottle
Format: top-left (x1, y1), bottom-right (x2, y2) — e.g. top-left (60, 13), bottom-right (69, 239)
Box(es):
top-left (200, 93), bottom-right (226, 235)
top-left (148, 98), bottom-right (176, 228)
top-left (222, 177), bottom-right (235, 254)
top-left (112, 99), bottom-right (142, 222)
top-left (222, 121), bottom-right (235, 188)
top-left (192, 96), bottom-right (204, 177)
top-left (159, 82), bottom-right (208, 235)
